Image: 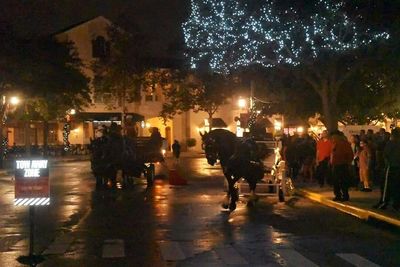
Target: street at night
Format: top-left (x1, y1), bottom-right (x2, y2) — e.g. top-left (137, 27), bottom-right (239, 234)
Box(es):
top-left (0, 156), bottom-right (398, 266)
top-left (2, 0), bottom-right (400, 266)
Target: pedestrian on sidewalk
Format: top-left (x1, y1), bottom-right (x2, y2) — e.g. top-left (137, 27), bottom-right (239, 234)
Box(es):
top-left (377, 128), bottom-right (400, 210)
top-left (330, 131), bottom-right (353, 202)
top-left (315, 130), bottom-right (332, 187)
top-left (350, 135), bottom-right (360, 189)
top-left (172, 140), bottom-right (181, 162)
top-left (375, 129), bottom-right (390, 199)
top-left (358, 140), bottom-right (372, 192)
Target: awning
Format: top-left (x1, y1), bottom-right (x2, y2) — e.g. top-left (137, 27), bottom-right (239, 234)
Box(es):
top-left (77, 112), bottom-right (144, 122)
top-left (199, 118), bottom-right (228, 128)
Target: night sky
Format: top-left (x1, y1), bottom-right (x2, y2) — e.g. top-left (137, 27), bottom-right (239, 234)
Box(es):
top-left (0, 0), bottom-right (189, 57)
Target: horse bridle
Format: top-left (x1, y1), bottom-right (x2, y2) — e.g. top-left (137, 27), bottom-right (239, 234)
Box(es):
top-left (203, 137), bottom-right (219, 164)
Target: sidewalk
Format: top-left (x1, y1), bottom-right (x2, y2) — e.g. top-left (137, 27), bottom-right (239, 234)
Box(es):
top-left (296, 182), bottom-right (400, 227)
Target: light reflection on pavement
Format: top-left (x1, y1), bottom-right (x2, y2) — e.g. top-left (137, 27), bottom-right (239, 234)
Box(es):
top-left (0, 157), bottom-right (398, 266)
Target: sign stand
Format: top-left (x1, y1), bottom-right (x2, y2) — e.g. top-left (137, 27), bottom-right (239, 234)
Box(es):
top-left (16, 207), bottom-right (44, 266)
top-left (29, 206), bottom-right (35, 257)
top-left (15, 159), bottom-right (49, 266)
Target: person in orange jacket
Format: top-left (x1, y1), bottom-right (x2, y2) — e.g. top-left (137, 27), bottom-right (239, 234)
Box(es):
top-left (330, 131), bottom-right (354, 201)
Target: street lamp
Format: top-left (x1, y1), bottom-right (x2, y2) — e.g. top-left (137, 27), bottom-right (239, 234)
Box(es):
top-left (9, 96), bottom-right (20, 106)
top-left (274, 121), bottom-right (282, 131)
top-left (0, 95), bottom-right (21, 167)
top-left (238, 98), bottom-right (247, 109)
top-left (297, 126), bottom-right (304, 134)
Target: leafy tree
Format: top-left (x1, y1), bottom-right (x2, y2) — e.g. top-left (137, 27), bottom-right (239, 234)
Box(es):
top-left (0, 24), bottom-right (90, 155)
top-left (161, 71), bottom-right (230, 129)
top-left (183, 0), bottom-right (391, 132)
top-left (93, 24), bottom-right (152, 127)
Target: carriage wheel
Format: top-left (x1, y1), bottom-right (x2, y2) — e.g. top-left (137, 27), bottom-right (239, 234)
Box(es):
top-left (146, 164), bottom-right (155, 187)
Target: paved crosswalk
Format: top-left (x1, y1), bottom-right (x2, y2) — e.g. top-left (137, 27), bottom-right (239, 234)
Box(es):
top-left (272, 248), bottom-right (318, 267)
top-left (0, 235), bottom-right (383, 266)
top-left (43, 234), bottom-right (74, 255)
top-left (157, 241), bottom-right (381, 267)
top-left (337, 253), bottom-right (381, 267)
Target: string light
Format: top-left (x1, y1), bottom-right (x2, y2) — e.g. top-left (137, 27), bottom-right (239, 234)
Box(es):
top-left (183, 0), bottom-right (390, 73)
top-left (2, 137), bottom-right (7, 157)
top-left (247, 99), bottom-right (258, 130)
top-left (63, 122), bottom-right (71, 152)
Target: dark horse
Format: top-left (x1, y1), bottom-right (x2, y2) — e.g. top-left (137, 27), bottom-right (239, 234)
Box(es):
top-left (200, 129), bottom-right (264, 211)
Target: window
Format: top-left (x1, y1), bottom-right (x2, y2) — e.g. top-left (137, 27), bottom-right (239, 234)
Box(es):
top-left (145, 94), bottom-right (154, 102)
top-left (92, 36), bottom-right (110, 59)
top-left (102, 93), bottom-right (112, 104)
top-left (94, 92), bottom-right (113, 104)
top-left (144, 85), bottom-right (159, 102)
top-left (94, 91), bottom-right (103, 103)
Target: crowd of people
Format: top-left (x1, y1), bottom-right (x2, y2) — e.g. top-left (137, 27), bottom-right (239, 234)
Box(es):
top-left (282, 127), bottom-right (400, 210)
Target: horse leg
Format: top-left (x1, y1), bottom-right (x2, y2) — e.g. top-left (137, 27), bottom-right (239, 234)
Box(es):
top-left (222, 190), bottom-right (230, 209)
top-left (220, 171), bottom-right (231, 209)
top-left (228, 177), bottom-right (239, 211)
top-left (247, 178), bottom-right (259, 207)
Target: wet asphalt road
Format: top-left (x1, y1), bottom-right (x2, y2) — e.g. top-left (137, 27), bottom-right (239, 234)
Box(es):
top-left (0, 157), bottom-right (398, 267)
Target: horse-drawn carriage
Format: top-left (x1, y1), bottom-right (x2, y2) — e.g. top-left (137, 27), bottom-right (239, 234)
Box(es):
top-left (89, 134), bottom-right (164, 189)
top-left (238, 139), bottom-right (293, 200)
top-left (201, 129), bottom-right (293, 211)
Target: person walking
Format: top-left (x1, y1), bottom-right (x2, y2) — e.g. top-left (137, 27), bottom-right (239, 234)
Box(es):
top-left (330, 131), bottom-right (354, 202)
top-left (350, 135), bottom-right (361, 188)
top-left (377, 128), bottom-right (400, 210)
top-left (375, 129), bottom-right (389, 197)
top-left (172, 140), bottom-right (181, 162)
top-left (358, 140), bottom-right (372, 192)
top-left (315, 130), bottom-right (332, 187)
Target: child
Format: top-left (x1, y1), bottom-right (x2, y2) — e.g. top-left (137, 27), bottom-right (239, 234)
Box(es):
top-left (358, 140), bottom-right (372, 192)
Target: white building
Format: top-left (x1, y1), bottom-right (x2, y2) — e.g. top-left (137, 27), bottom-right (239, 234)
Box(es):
top-left (53, 16), bottom-right (247, 151)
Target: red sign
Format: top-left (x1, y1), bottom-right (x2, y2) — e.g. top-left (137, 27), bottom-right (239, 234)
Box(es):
top-left (14, 160), bottom-right (50, 206)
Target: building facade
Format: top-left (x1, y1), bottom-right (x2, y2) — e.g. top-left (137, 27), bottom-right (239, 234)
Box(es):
top-left (5, 16), bottom-right (263, 152)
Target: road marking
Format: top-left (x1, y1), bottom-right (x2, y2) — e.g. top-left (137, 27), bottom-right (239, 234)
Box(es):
top-left (337, 253), bottom-right (380, 267)
top-left (0, 236), bottom-right (23, 252)
top-left (9, 238), bottom-right (28, 250)
top-left (214, 245), bottom-right (248, 265)
top-left (102, 239), bottom-right (125, 258)
top-left (272, 248), bottom-right (319, 267)
top-left (160, 241), bottom-right (186, 261)
top-left (43, 235), bottom-right (74, 255)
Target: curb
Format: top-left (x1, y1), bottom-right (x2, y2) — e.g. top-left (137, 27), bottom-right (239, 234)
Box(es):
top-left (296, 188), bottom-right (400, 228)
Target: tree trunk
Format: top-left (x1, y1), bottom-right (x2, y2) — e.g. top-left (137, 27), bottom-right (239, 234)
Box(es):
top-left (208, 114), bottom-right (213, 131)
top-left (321, 88), bottom-right (338, 133)
top-left (43, 120), bottom-right (49, 157)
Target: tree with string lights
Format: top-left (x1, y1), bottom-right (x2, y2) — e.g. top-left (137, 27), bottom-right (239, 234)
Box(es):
top-left (183, 0), bottom-right (390, 132)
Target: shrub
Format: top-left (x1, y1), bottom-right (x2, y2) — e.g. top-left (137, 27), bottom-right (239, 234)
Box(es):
top-left (186, 138), bottom-right (197, 147)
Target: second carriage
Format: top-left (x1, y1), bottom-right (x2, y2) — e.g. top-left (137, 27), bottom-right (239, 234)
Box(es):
top-left (90, 134), bottom-right (164, 189)
top-left (238, 138), bottom-right (294, 200)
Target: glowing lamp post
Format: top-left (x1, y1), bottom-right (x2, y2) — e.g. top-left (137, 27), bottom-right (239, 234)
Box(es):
top-left (238, 98), bottom-right (247, 109)
top-left (297, 126), bottom-right (305, 134)
top-left (0, 95), bottom-right (21, 167)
